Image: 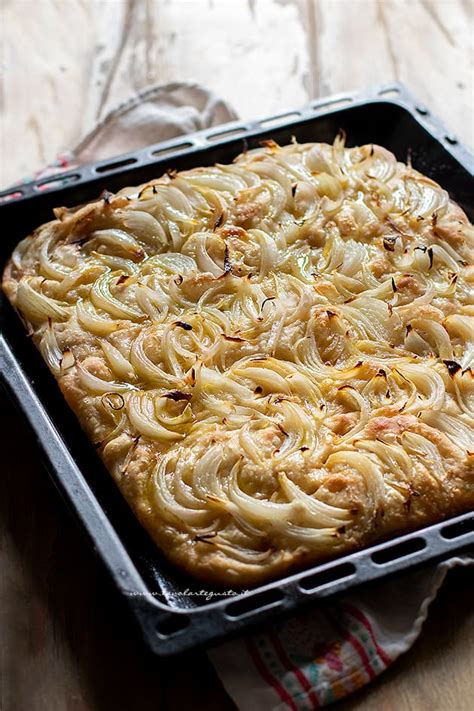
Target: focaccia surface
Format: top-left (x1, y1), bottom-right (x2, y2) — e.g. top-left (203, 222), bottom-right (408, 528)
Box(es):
top-left (3, 138), bottom-right (474, 585)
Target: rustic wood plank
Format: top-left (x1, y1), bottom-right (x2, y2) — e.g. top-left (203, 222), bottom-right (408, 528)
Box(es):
top-left (1, 0), bottom-right (92, 185)
top-left (309, 0), bottom-right (473, 146)
top-left (2, 0), bottom-right (472, 188)
top-left (92, 0), bottom-right (310, 123)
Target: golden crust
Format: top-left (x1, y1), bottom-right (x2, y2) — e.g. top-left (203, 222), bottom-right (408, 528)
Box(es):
top-left (3, 138), bottom-right (474, 586)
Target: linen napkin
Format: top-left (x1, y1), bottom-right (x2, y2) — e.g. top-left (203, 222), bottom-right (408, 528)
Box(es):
top-left (12, 82), bottom-right (238, 183)
top-left (8, 81), bottom-right (472, 710)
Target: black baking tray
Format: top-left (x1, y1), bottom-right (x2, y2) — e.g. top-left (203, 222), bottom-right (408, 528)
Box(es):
top-left (1, 83), bottom-right (473, 656)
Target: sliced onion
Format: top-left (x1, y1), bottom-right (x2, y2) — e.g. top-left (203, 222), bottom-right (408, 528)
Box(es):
top-left (401, 431), bottom-right (445, 481)
top-left (278, 473), bottom-right (351, 526)
top-left (152, 453), bottom-right (213, 526)
top-left (76, 299), bottom-right (119, 335)
top-left (76, 359), bottom-right (135, 394)
top-left (122, 209), bottom-right (168, 248)
top-left (420, 411), bottom-right (474, 452)
top-left (130, 328), bottom-right (180, 387)
top-left (38, 322), bottom-right (65, 374)
top-left (100, 341), bottom-right (135, 381)
top-left (16, 278), bottom-right (70, 324)
top-left (395, 362), bottom-right (446, 412)
top-left (127, 392), bottom-right (184, 441)
top-left (90, 229), bottom-right (144, 261)
top-left (409, 318), bottom-right (453, 360)
top-left (90, 272), bottom-right (143, 321)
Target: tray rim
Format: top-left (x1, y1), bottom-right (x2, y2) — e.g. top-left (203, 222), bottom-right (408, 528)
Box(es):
top-left (1, 82), bottom-right (473, 656)
top-left (0, 82), bottom-right (472, 206)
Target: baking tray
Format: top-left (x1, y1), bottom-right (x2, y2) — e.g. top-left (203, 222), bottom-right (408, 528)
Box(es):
top-left (1, 83), bottom-right (473, 656)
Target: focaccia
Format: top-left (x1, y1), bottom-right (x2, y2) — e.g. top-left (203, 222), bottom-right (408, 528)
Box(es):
top-left (3, 137), bottom-right (474, 585)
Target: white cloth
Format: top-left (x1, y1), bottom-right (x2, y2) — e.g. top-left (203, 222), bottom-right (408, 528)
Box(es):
top-left (72, 81), bottom-right (238, 164)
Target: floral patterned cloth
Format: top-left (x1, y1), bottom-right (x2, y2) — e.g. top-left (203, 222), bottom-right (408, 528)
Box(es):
top-left (209, 556), bottom-right (472, 709)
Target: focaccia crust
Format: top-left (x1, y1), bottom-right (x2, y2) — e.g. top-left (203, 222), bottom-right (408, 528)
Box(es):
top-left (3, 138), bottom-right (474, 585)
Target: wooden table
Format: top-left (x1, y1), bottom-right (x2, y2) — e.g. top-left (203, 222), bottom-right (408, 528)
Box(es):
top-left (1, 1), bottom-right (473, 709)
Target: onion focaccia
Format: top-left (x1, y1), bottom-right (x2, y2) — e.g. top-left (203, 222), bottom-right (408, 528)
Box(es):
top-left (3, 138), bottom-right (474, 585)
